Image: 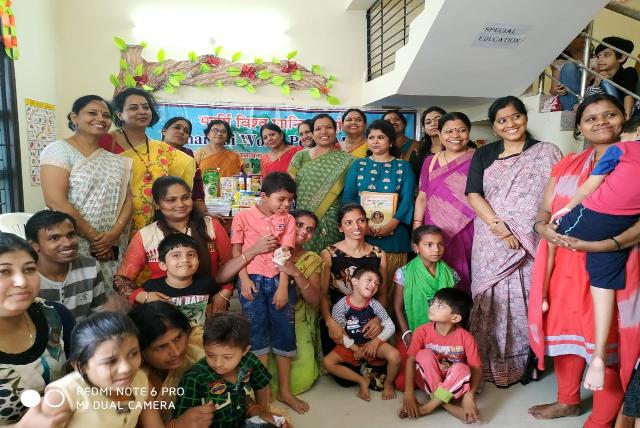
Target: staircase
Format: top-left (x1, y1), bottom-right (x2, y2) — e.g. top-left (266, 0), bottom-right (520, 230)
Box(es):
top-left (363, 0), bottom-right (609, 107)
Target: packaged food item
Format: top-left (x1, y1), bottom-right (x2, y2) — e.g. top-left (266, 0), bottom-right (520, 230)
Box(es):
top-left (272, 247), bottom-right (291, 268)
top-left (202, 168), bottom-right (220, 199)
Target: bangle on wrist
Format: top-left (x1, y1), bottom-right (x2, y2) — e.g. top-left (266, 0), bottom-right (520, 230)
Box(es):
top-left (301, 280), bottom-right (311, 291)
top-left (241, 253), bottom-right (248, 264)
top-left (401, 330), bottom-right (412, 343)
top-left (611, 237), bottom-right (622, 251)
top-left (532, 220), bottom-right (546, 234)
top-left (217, 291), bottom-right (230, 302)
top-left (143, 292), bottom-right (149, 304)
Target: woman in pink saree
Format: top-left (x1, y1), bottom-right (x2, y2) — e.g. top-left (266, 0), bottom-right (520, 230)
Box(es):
top-left (465, 96), bottom-right (562, 387)
top-left (414, 112), bottom-right (475, 294)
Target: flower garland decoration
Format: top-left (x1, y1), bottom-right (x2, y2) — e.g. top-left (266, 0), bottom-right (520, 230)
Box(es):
top-left (0, 0), bottom-right (18, 59)
top-left (110, 37), bottom-right (340, 105)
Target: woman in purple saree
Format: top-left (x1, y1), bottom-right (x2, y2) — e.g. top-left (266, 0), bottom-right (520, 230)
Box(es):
top-left (465, 96), bottom-right (562, 387)
top-left (414, 112), bottom-right (476, 294)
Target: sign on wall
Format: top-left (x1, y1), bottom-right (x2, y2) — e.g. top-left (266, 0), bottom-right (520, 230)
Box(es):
top-left (473, 22), bottom-right (531, 49)
top-left (25, 98), bottom-right (56, 185)
top-left (150, 103), bottom-right (417, 170)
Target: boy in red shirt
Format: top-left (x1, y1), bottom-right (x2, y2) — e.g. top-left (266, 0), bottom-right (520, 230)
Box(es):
top-left (231, 171), bottom-right (308, 414)
top-left (399, 288), bottom-right (482, 424)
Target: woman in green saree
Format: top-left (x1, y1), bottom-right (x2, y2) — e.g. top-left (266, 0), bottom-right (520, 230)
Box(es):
top-left (289, 114), bottom-right (354, 254)
top-left (270, 209), bottom-right (323, 398)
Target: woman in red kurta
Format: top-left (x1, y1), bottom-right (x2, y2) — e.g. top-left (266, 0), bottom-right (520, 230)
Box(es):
top-left (528, 94), bottom-right (640, 428)
top-left (259, 123), bottom-right (302, 180)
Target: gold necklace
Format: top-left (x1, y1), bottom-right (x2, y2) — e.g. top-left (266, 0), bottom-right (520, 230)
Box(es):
top-left (0, 313), bottom-right (34, 353)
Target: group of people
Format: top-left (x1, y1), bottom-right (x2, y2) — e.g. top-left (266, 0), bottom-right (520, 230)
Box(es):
top-left (0, 74), bottom-right (639, 428)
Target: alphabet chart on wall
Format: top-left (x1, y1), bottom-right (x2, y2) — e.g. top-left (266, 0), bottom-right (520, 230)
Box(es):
top-left (25, 98), bottom-right (56, 185)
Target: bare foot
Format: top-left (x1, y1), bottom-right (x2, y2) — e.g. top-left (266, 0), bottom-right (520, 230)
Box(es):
top-left (358, 380), bottom-right (371, 402)
top-left (382, 383), bottom-right (396, 400)
top-left (542, 298), bottom-right (549, 313)
top-left (583, 356), bottom-right (605, 391)
top-left (528, 401), bottom-right (581, 419)
top-left (277, 392), bottom-right (310, 414)
top-left (418, 397), bottom-right (442, 416)
top-left (443, 403), bottom-right (469, 424)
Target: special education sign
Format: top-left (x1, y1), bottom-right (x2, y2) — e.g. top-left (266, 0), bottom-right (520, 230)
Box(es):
top-left (473, 22), bottom-right (531, 49)
top-left (149, 103), bottom-right (417, 161)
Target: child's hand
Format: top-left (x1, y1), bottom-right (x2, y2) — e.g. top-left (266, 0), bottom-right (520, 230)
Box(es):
top-left (551, 207), bottom-right (571, 223)
top-left (461, 393), bottom-right (479, 424)
top-left (136, 291), bottom-right (170, 304)
top-left (240, 279), bottom-right (257, 301)
top-left (175, 401), bottom-right (215, 428)
top-left (251, 234), bottom-right (279, 256)
top-left (352, 345), bottom-right (365, 361)
top-left (401, 393), bottom-right (420, 419)
top-left (277, 259), bottom-right (297, 277)
top-left (273, 285), bottom-right (289, 310)
top-left (363, 338), bottom-right (381, 359)
top-left (362, 317), bottom-right (382, 339)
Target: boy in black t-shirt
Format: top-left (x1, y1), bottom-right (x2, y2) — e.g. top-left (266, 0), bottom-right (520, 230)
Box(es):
top-left (140, 233), bottom-right (218, 328)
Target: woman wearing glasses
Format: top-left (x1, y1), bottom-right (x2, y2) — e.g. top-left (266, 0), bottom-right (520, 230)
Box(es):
top-left (413, 112), bottom-right (476, 295)
top-left (195, 119), bottom-right (246, 177)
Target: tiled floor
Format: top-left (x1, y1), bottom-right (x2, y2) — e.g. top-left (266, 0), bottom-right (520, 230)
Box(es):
top-left (286, 365), bottom-right (592, 428)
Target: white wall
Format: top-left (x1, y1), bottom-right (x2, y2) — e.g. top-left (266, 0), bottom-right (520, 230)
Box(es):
top-left (12, 0), bottom-right (59, 212)
top-left (53, 0), bottom-right (367, 134)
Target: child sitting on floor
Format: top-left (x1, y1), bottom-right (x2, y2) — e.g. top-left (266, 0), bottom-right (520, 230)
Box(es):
top-left (399, 288), bottom-right (482, 424)
top-left (174, 312), bottom-right (288, 428)
top-left (139, 233), bottom-right (219, 347)
top-left (322, 267), bottom-right (400, 401)
top-left (544, 139), bottom-right (640, 391)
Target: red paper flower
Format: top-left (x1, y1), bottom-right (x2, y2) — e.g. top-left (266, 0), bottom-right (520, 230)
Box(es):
top-left (143, 175), bottom-right (153, 184)
top-left (143, 188), bottom-right (152, 196)
top-left (133, 74), bottom-right (148, 86)
top-left (282, 61), bottom-right (298, 73)
top-left (205, 55), bottom-right (220, 66)
top-left (319, 86), bottom-right (330, 95)
top-left (240, 64), bottom-right (256, 79)
top-left (160, 158), bottom-right (168, 165)
top-left (142, 205), bottom-right (151, 213)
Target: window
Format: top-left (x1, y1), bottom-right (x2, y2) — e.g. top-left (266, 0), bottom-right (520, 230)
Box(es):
top-left (0, 47), bottom-right (23, 212)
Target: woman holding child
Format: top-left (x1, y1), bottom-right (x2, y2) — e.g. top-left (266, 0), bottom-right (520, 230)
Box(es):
top-left (320, 204), bottom-right (387, 369)
top-left (413, 112), bottom-right (475, 294)
top-left (528, 94), bottom-right (640, 428)
top-left (270, 210), bottom-right (323, 395)
top-left (465, 96), bottom-right (562, 387)
top-left (288, 114), bottom-right (354, 254)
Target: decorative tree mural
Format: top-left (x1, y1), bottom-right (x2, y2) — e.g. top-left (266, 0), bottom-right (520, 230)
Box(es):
top-left (109, 38), bottom-right (340, 105)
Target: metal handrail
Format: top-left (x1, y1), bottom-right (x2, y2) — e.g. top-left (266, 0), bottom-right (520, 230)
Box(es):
top-left (604, 2), bottom-right (640, 21)
top-left (561, 53), bottom-right (640, 103)
top-left (542, 70), bottom-right (582, 99)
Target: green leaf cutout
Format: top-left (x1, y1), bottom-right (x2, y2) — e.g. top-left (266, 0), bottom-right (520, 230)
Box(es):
top-left (309, 88), bottom-right (321, 99)
top-left (113, 37), bottom-right (127, 51)
top-left (217, 80), bottom-right (224, 88)
top-left (328, 75), bottom-right (336, 82)
top-left (152, 65), bottom-right (164, 76)
top-left (271, 75), bottom-right (286, 86)
top-left (169, 76), bottom-right (181, 87)
top-left (200, 63), bottom-right (212, 73)
top-left (119, 59), bottom-right (128, 70)
top-left (172, 71), bottom-right (186, 81)
top-left (164, 85), bottom-right (175, 94)
top-left (246, 84), bottom-right (256, 94)
top-left (142, 85), bottom-right (154, 91)
top-left (235, 79), bottom-right (248, 87)
top-left (215, 46), bottom-right (223, 56)
top-left (327, 95), bottom-right (341, 105)
top-left (286, 50), bottom-right (298, 60)
top-left (272, 57), bottom-right (280, 64)
top-left (135, 64), bottom-right (143, 76)
top-left (157, 49), bottom-right (166, 63)
top-left (109, 74), bottom-right (120, 87)
top-left (311, 65), bottom-right (322, 75)
top-left (188, 51), bottom-right (197, 62)
top-left (140, 41), bottom-right (148, 48)
top-left (124, 74), bottom-right (136, 88)
top-left (327, 81), bottom-right (334, 89)
top-left (280, 84), bottom-right (290, 96)
top-left (226, 66), bottom-right (241, 77)
top-left (231, 51), bottom-right (242, 62)
top-left (254, 58), bottom-right (264, 64)
top-left (291, 70), bottom-right (302, 81)
top-left (257, 70), bottom-right (272, 80)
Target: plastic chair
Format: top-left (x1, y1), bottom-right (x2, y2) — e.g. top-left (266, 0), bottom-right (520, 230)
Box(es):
top-left (0, 212), bottom-right (34, 239)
